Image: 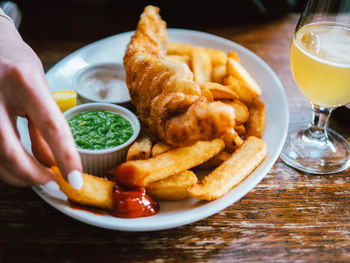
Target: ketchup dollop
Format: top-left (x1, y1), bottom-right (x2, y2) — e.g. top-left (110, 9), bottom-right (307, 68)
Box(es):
top-left (111, 184), bottom-right (159, 218)
top-left (100, 169), bottom-right (158, 218)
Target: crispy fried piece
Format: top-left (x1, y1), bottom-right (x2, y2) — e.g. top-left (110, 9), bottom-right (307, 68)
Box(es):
top-left (116, 138), bottom-right (225, 187)
top-left (52, 166), bottom-right (114, 211)
top-left (200, 82), bottom-right (238, 100)
top-left (163, 100), bottom-right (235, 145)
top-left (167, 42), bottom-right (227, 67)
top-left (223, 75), bottom-right (256, 106)
top-left (245, 98), bottom-right (266, 138)
top-left (166, 54), bottom-right (191, 67)
top-left (151, 141), bottom-right (174, 157)
top-left (206, 48), bottom-right (227, 67)
top-left (211, 64), bottom-right (227, 84)
top-left (221, 128), bottom-right (244, 152)
top-left (146, 170), bottom-right (198, 200)
top-left (200, 86), bottom-right (214, 102)
top-left (167, 42), bottom-right (193, 56)
top-left (234, 124), bottom-right (246, 136)
top-left (123, 6), bottom-right (235, 146)
top-left (192, 47), bottom-right (212, 83)
top-left (198, 150), bottom-right (232, 169)
top-left (227, 58), bottom-right (262, 97)
top-left (188, 136), bottom-right (266, 200)
top-left (227, 51), bottom-right (240, 63)
top-left (126, 134), bottom-right (153, 161)
top-left (221, 99), bottom-right (249, 124)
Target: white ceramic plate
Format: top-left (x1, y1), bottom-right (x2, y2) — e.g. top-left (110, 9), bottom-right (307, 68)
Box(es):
top-left (19, 29), bottom-right (288, 231)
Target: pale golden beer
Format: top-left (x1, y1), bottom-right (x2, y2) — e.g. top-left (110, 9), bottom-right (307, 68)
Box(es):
top-left (280, 0), bottom-right (350, 174)
top-left (290, 23), bottom-right (350, 107)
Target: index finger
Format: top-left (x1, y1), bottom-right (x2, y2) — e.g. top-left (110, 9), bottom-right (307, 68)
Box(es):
top-left (18, 68), bottom-right (82, 182)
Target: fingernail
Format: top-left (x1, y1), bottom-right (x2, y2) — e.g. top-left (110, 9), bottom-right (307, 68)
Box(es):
top-left (68, 170), bottom-right (83, 190)
top-left (43, 181), bottom-right (60, 192)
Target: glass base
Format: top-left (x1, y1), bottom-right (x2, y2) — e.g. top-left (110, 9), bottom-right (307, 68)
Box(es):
top-left (280, 122), bottom-right (350, 174)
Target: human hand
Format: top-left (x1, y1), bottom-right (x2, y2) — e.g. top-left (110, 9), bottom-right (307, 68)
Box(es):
top-left (0, 17), bottom-right (82, 187)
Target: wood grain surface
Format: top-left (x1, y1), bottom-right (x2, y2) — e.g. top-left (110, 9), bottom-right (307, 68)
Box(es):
top-left (1, 2), bottom-right (349, 262)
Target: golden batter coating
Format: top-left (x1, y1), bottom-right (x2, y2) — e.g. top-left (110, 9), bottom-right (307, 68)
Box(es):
top-left (123, 5), bottom-right (235, 146)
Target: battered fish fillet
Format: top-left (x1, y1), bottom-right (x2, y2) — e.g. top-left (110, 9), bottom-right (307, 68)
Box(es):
top-left (123, 5), bottom-right (235, 146)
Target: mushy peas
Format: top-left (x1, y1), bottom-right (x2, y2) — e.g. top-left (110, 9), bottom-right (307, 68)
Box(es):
top-left (68, 110), bottom-right (134, 150)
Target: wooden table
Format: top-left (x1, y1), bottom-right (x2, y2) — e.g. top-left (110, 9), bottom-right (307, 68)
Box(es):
top-left (1, 2), bottom-right (349, 262)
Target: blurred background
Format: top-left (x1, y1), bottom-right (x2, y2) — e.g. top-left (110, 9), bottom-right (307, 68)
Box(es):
top-left (2, 0), bottom-right (307, 41)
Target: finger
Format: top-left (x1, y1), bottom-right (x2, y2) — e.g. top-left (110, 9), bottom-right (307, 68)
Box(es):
top-left (13, 65), bottom-right (83, 185)
top-left (29, 95), bottom-right (83, 183)
top-left (28, 119), bottom-right (56, 167)
top-left (0, 105), bottom-right (56, 185)
top-left (10, 115), bottom-right (20, 139)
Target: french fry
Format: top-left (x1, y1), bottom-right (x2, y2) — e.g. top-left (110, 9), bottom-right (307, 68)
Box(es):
top-left (116, 139), bottom-right (225, 187)
top-left (192, 47), bottom-right (212, 83)
top-left (146, 170), bottom-right (198, 200)
top-left (227, 51), bottom-right (240, 63)
top-left (188, 136), bottom-right (267, 200)
top-left (206, 48), bottom-right (227, 66)
top-left (166, 54), bottom-right (191, 68)
top-left (198, 150), bottom-right (232, 169)
top-left (211, 64), bottom-right (227, 83)
top-left (151, 142), bottom-right (175, 157)
top-left (227, 58), bottom-right (262, 97)
top-left (221, 128), bottom-right (244, 152)
top-left (167, 42), bottom-right (227, 67)
top-left (221, 99), bottom-right (249, 124)
top-left (234, 124), bottom-right (246, 136)
top-left (245, 98), bottom-right (266, 138)
top-left (53, 166), bottom-right (114, 211)
top-left (200, 86), bottom-right (214, 102)
top-left (167, 42), bottom-right (193, 56)
top-left (223, 75), bottom-right (256, 105)
top-left (232, 132), bottom-right (244, 147)
top-left (200, 82), bottom-right (238, 100)
top-left (126, 135), bottom-right (153, 161)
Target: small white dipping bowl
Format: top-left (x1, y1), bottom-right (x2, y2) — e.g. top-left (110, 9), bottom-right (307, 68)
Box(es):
top-left (63, 103), bottom-right (140, 175)
top-left (73, 63), bottom-right (130, 104)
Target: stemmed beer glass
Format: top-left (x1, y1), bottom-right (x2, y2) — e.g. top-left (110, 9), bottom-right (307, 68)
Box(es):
top-left (280, 0), bottom-right (350, 174)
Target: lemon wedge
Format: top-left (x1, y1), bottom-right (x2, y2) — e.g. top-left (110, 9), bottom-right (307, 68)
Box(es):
top-left (51, 90), bottom-right (77, 112)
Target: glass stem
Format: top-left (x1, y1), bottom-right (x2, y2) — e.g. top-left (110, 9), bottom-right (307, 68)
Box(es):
top-left (305, 104), bottom-right (333, 141)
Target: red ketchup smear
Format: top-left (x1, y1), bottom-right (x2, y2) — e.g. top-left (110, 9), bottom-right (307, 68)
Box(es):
top-left (100, 170), bottom-right (159, 218)
top-left (69, 201), bottom-right (104, 216)
top-left (111, 184), bottom-right (159, 218)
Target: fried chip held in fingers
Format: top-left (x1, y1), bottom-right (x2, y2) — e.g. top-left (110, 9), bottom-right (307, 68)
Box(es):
top-left (53, 166), bottom-right (114, 211)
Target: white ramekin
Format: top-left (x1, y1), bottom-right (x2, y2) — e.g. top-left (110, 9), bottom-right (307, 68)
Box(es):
top-left (63, 103), bottom-right (140, 175)
top-left (73, 63), bottom-right (130, 104)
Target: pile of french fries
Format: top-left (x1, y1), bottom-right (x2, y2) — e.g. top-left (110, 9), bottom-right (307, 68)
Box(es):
top-left (120, 42), bottom-right (267, 201)
top-left (53, 42), bottom-right (267, 211)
